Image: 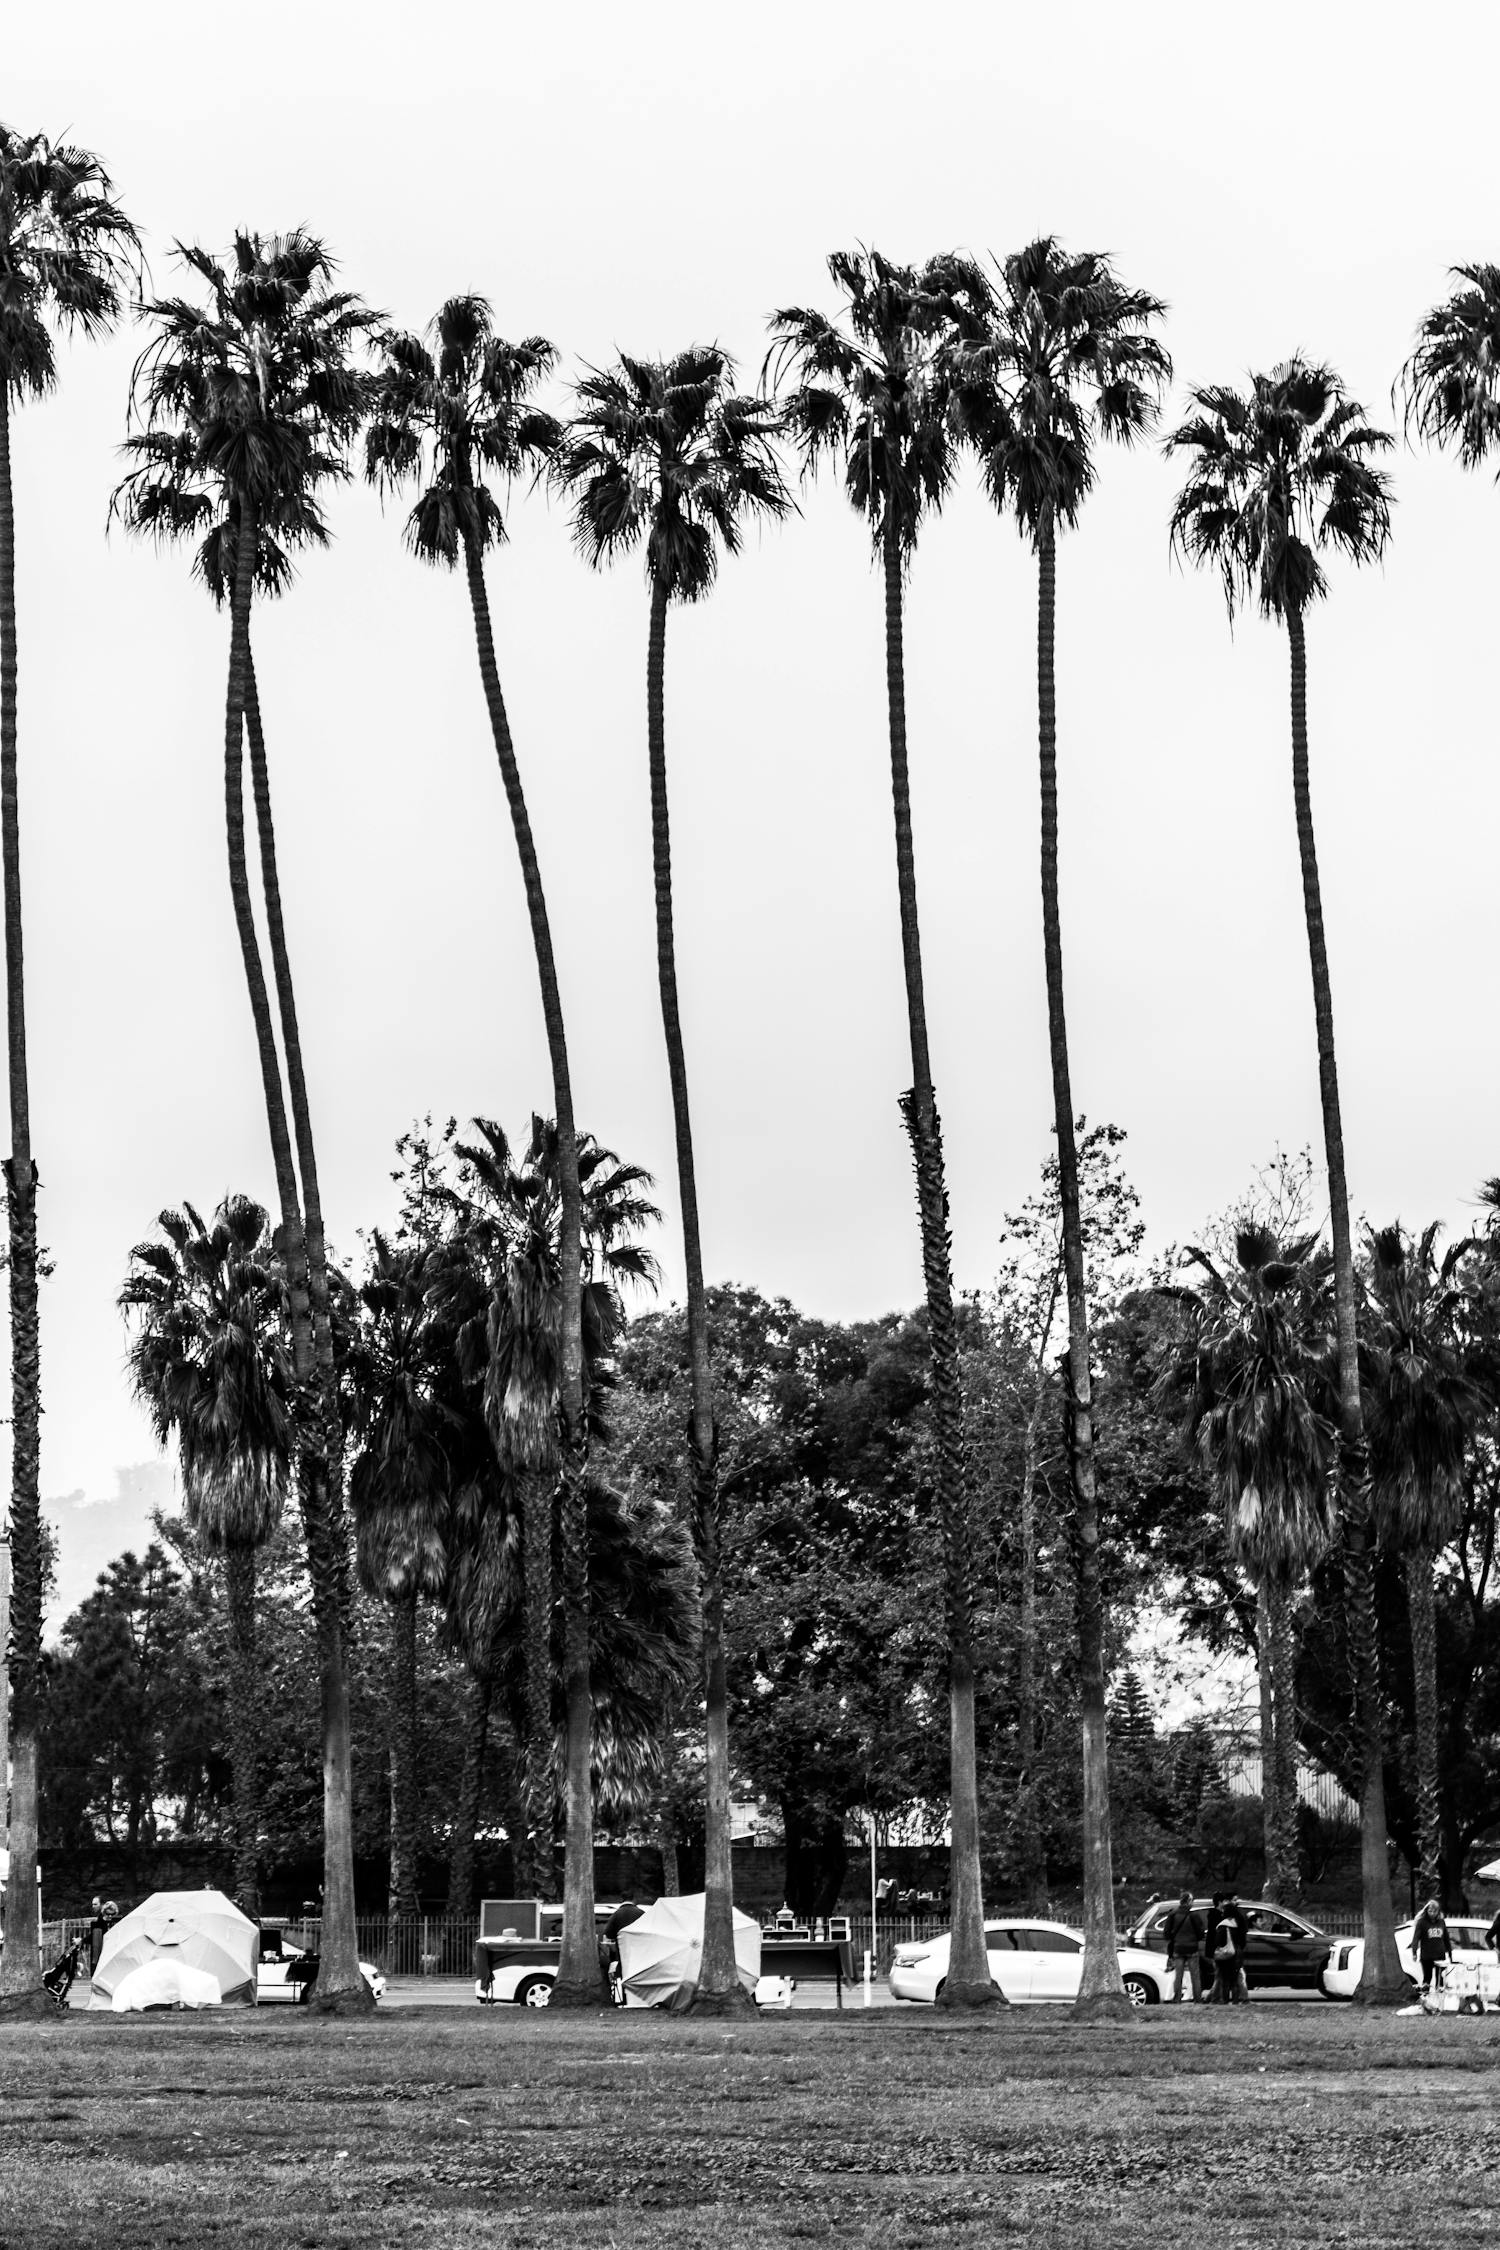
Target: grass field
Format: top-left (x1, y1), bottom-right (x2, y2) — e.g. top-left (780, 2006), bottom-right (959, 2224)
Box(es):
top-left (1, 2004), bottom-right (1492, 2248)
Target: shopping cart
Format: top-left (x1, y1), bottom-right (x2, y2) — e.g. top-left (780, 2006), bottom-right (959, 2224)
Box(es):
top-left (1423, 1961), bottom-right (1490, 2016)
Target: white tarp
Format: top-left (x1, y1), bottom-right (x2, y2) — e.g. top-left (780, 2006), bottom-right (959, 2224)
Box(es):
top-left (111, 1958), bottom-right (222, 2012)
top-left (616, 1893), bottom-right (761, 2007)
top-left (91, 1889), bottom-right (258, 2006)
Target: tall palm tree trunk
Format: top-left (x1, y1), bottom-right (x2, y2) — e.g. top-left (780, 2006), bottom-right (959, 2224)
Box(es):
top-left (1036, 512), bottom-right (1127, 2019)
top-left (1256, 1580), bottom-right (1285, 1902)
top-left (222, 516), bottom-right (368, 2012)
top-left (1404, 1547), bottom-right (1443, 1900)
top-left (448, 1659), bottom-right (493, 1911)
top-left (0, 393), bottom-right (47, 2016)
top-left (224, 1545), bottom-right (261, 1914)
top-left (883, 518), bottom-right (996, 2010)
top-left (388, 1587), bottom-right (420, 1921)
top-left (244, 653), bottom-right (347, 1549)
top-left (520, 1469), bottom-right (554, 1891)
top-left (1269, 1579), bottom-right (1302, 1903)
top-left (460, 535), bottom-right (599, 2002)
top-left (243, 646), bottom-right (364, 2004)
top-left (1016, 1405), bottom-right (1048, 1913)
top-left (644, 572), bottom-right (746, 2014)
top-left (1287, 606), bottom-right (1403, 2002)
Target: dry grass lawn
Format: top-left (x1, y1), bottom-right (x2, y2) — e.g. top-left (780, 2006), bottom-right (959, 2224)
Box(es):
top-left (0, 2003), bottom-right (1490, 2247)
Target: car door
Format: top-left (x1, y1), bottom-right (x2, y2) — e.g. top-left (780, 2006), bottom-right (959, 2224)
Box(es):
top-left (983, 1927), bottom-right (1032, 2002)
top-left (1242, 1907), bottom-right (1317, 1987)
top-left (1020, 1928), bottom-right (1084, 2002)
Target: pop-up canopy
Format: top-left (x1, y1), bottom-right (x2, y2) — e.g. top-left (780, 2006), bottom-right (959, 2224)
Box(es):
top-left (91, 1890), bottom-right (258, 2007)
top-left (616, 1893), bottom-right (761, 2007)
top-left (1476, 1858), bottom-right (1500, 1883)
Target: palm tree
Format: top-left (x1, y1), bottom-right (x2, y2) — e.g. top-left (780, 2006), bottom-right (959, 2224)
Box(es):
top-left (436, 1118), bottom-right (659, 1901)
top-left (120, 1197), bottom-right (291, 1912)
top-left (1361, 1223), bottom-right (1482, 1903)
top-left (1167, 358), bottom-right (1404, 2002)
top-left (0, 125), bottom-right (137, 2014)
top-left (362, 303), bottom-right (616, 1999)
top-left (551, 347), bottom-right (789, 2012)
top-left (767, 251), bottom-right (998, 2009)
top-left (946, 239), bottom-right (1169, 2015)
top-left (345, 1235), bottom-right (457, 1920)
top-left (119, 231), bottom-right (377, 2011)
top-left (1398, 266), bottom-right (1500, 473)
top-left (1161, 1227), bottom-right (1339, 1903)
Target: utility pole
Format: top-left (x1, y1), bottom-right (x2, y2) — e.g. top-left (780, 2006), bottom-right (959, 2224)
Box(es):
top-left (0, 1530), bottom-right (10, 1853)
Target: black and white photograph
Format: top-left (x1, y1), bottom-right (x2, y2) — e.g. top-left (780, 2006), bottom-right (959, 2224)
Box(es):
top-left (3, 2), bottom-right (1500, 2242)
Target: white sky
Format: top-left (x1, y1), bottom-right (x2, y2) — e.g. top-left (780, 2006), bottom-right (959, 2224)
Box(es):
top-left (9, 1), bottom-right (1500, 1608)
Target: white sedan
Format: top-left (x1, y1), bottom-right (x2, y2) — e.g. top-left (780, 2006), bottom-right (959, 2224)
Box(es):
top-left (1321, 1917), bottom-right (1495, 2000)
top-left (889, 1918), bottom-right (1173, 2006)
top-left (257, 1930), bottom-right (386, 2004)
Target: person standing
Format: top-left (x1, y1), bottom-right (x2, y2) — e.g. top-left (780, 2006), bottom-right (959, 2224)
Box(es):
top-left (1208, 1895), bottom-right (1249, 2005)
top-left (1162, 1890), bottom-right (1205, 2003)
top-left (1411, 1898), bottom-right (1452, 1998)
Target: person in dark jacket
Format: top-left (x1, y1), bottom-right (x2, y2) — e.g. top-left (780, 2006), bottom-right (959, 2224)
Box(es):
top-left (1411, 1899), bottom-right (1453, 1996)
top-left (1208, 1895), bottom-right (1249, 2005)
top-left (1162, 1890), bottom-right (1205, 2003)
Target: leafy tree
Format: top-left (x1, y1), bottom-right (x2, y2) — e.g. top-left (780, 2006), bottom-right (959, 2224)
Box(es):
top-left (0, 125), bottom-right (137, 2011)
top-left (362, 305), bottom-right (608, 1992)
top-left (553, 345), bottom-right (789, 2011)
top-left (767, 251), bottom-right (998, 2008)
top-left (120, 1196), bottom-right (292, 1907)
top-left (1362, 1223), bottom-right (1485, 1900)
top-left (989, 1121), bottom-right (1144, 1908)
top-left (118, 231), bottom-right (377, 2010)
top-left (948, 239), bottom-right (1168, 2016)
top-left (1168, 359), bottom-right (1402, 2001)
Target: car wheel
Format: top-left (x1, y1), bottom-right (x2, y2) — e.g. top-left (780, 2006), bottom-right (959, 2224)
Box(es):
top-left (517, 1975), bottom-right (553, 2008)
top-left (934, 1978), bottom-right (945, 2003)
top-left (1122, 1975), bottom-right (1157, 2007)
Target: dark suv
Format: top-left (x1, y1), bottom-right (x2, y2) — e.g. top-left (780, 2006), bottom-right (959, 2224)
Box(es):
top-left (1126, 1898), bottom-right (1333, 1992)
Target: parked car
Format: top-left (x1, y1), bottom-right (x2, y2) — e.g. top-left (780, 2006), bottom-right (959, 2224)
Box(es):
top-left (1124, 1898), bottom-right (1333, 1992)
top-left (888, 1918), bottom-right (1174, 2006)
top-left (1321, 1917), bottom-right (1494, 2000)
top-left (257, 1926), bottom-right (386, 2004)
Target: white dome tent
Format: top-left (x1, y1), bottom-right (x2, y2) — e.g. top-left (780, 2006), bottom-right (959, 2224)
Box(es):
top-left (90, 1890), bottom-right (259, 2007)
top-left (615, 1893), bottom-right (761, 2007)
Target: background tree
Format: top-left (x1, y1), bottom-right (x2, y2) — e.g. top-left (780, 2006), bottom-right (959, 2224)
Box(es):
top-left (362, 302), bottom-right (618, 1997)
top-left (1168, 358), bottom-right (1403, 2000)
top-left (1159, 1225), bottom-right (1338, 1902)
top-left (767, 250), bottom-right (998, 2008)
top-left (553, 345), bottom-right (788, 2011)
top-left (119, 230), bottom-right (377, 2010)
top-left (0, 125), bottom-right (137, 2011)
top-left (951, 238), bottom-right (1169, 2015)
top-left (1362, 1222), bottom-right (1484, 1902)
top-left (120, 1196), bottom-right (291, 1910)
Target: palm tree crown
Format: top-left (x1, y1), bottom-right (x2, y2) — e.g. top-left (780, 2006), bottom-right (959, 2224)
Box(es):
top-left (1167, 358), bottom-right (1394, 621)
top-left (0, 126), bottom-right (138, 400)
top-left (947, 236), bottom-right (1170, 540)
top-left (766, 250), bottom-right (967, 562)
top-left (553, 345), bottom-right (790, 595)
top-left (364, 296), bottom-right (559, 565)
top-left (117, 230), bottom-right (377, 573)
top-left (1162, 1226), bottom-right (1338, 1582)
top-left (120, 1195), bottom-right (291, 1552)
top-left (1361, 1222), bottom-right (1480, 1553)
top-left (1398, 265), bottom-right (1500, 473)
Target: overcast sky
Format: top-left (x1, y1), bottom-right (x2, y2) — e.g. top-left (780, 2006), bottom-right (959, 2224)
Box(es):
top-left (10, 2), bottom-right (1500, 1613)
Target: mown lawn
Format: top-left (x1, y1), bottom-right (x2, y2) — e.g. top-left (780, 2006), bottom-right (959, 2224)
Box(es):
top-left (0, 2004), bottom-right (1493, 2248)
